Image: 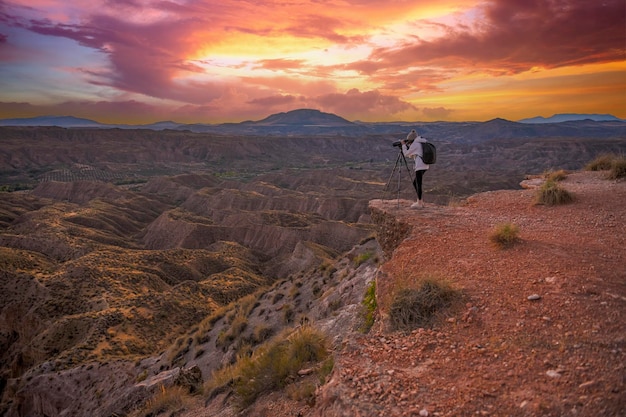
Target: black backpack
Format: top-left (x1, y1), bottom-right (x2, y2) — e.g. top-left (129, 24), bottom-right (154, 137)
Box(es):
top-left (420, 142), bottom-right (436, 164)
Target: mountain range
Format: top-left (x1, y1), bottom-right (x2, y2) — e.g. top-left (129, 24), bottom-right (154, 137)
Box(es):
top-left (0, 109), bottom-right (623, 134)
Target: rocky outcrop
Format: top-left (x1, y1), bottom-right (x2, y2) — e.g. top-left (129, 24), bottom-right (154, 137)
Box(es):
top-left (368, 200), bottom-right (412, 258)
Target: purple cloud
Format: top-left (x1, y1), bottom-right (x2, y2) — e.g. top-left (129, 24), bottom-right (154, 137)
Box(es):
top-left (358, 0), bottom-right (626, 74)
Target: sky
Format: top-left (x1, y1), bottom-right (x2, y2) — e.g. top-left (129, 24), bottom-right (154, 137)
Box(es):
top-left (0, 0), bottom-right (625, 124)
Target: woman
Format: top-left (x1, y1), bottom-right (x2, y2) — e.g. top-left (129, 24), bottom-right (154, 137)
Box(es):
top-left (401, 129), bottom-right (429, 208)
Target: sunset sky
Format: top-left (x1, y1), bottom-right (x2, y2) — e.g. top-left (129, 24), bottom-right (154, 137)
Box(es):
top-left (0, 0), bottom-right (624, 124)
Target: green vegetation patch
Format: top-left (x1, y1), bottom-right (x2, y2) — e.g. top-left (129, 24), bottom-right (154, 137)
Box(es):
top-left (360, 280), bottom-right (377, 333)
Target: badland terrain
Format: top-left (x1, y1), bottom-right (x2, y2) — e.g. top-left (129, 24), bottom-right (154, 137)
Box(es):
top-left (0, 110), bottom-right (624, 416)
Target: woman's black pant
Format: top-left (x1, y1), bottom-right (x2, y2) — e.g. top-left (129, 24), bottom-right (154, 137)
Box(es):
top-left (413, 170), bottom-right (426, 200)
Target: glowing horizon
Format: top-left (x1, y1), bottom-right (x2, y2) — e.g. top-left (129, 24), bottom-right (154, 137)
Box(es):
top-left (0, 0), bottom-right (624, 124)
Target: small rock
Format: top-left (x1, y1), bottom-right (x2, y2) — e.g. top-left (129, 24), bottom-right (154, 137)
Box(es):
top-left (520, 178), bottom-right (544, 189)
top-left (578, 380), bottom-right (596, 389)
top-left (546, 370), bottom-right (561, 378)
top-left (527, 294), bottom-right (541, 301)
top-left (419, 409), bottom-right (429, 417)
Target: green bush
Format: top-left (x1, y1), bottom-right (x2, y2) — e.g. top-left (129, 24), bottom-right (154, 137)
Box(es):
top-left (489, 223), bottom-right (520, 249)
top-left (389, 279), bottom-right (459, 331)
top-left (535, 180), bottom-right (574, 206)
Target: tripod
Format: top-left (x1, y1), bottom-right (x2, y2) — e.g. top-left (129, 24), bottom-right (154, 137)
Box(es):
top-left (384, 145), bottom-right (415, 207)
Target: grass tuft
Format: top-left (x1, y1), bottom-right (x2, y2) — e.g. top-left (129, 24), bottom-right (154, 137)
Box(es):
top-left (585, 154), bottom-right (616, 171)
top-left (535, 180), bottom-right (574, 206)
top-left (207, 325), bottom-right (329, 409)
top-left (131, 385), bottom-right (188, 417)
top-left (389, 278), bottom-right (460, 331)
top-left (353, 251), bottom-right (376, 267)
top-left (489, 223), bottom-right (520, 249)
top-left (235, 325), bottom-right (328, 407)
top-left (607, 155), bottom-right (626, 179)
top-left (544, 169), bottom-right (568, 182)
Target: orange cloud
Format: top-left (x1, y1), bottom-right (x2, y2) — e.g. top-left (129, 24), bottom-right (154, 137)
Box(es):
top-left (0, 0), bottom-right (624, 123)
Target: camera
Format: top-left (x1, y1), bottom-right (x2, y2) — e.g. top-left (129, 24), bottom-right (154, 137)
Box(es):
top-left (392, 139), bottom-right (412, 148)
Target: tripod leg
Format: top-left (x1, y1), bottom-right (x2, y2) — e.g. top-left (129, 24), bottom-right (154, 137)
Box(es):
top-left (384, 151), bottom-right (404, 191)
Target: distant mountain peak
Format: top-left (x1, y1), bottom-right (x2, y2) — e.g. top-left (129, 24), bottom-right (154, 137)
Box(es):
top-left (486, 117), bottom-right (515, 124)
top-left (254, 109), bottom-right (354, 126)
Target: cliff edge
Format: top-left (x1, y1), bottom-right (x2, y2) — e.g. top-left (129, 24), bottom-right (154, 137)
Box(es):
top-left (313, 170), bottom-right (625, 417)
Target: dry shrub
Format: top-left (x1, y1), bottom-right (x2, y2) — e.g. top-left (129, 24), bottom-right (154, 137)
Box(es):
top-left (286, 381), bottom-right (317, 405)
top-left (585, 154), bottom-right (616, 171)
top-left (607, 155), bottom-right (626, 179)
top-left (489, 223), bottom-right (520, 249)
top-left (252, 324), bottom-right (274, 344)
top-left (535, 180), bottom-right (574, 206)
top-left (232, 325), bottom-right (328, 407)
top-left (133, 385), bottom-right (188, 417)
top-left (545, 169), bottom-right (568, 182)
top-left (389, 278), bottom-right (460, 331)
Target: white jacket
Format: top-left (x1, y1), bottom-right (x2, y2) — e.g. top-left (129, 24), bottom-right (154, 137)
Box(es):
top-left (404, 136), bottom-right (430, 171)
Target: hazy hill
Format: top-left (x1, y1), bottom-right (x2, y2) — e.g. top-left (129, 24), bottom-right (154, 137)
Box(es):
top-left (518, 113), bottom-right (625, 123)
top-left (0, 115), bottom-right (102, 128)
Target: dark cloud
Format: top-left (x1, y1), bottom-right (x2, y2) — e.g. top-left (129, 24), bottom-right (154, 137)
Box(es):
top-left (0, 1), bottom-right (222, 103)
top-left (359, 0), bottom-right (626, 74)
